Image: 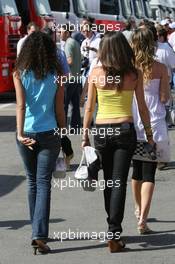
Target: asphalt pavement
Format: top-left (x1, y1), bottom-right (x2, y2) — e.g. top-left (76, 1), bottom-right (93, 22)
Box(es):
top-left (0, 98), bottom-right (175, 264)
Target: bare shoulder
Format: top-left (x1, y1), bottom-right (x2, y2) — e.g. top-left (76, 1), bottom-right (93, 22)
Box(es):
top-left (128, 69), bottom-right (141, 83)
top-left (89, 66), bottom-right (103, 77)
top-left (13, 70), bottom-right (21, 80)
top-left (158, 62), bottom-right (168, 75)
top-left (153, 60), bottom-right (167, 74)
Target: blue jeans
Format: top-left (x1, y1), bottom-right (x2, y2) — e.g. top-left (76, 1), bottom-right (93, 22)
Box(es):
top-left (16, 130), bottom-right (60, 240)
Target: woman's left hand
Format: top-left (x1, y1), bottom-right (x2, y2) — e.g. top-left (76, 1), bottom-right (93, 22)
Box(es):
top-left (81, 138), bottom-right (91, 148)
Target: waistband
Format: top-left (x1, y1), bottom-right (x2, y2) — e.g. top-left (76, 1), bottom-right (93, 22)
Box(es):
top-left (24, 129), bottom-right (55, 135)
top-left (95, 123), bottom-right (134, 129)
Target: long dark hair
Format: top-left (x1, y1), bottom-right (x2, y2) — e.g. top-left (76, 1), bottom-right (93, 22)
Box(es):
top-left (98, 31), bottom-right (138, 90)
top-left (15, 31), bottom-right (62, 79)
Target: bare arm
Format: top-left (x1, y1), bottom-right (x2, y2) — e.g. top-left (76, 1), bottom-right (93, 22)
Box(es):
top-left (135, 70), bottom-right (154, 144)
top-left (82, 70), bottom-right (97, 146)
top-left (159, 64), bottom-right (170, 104)
top-left (13, 71), bottom-right (35, 147)
top-left (80, 78), bottom-right (88, 107)
top-left (55, 83), bottom-right (66, 129)
top-left (13, 71), bottom-right (26, 137)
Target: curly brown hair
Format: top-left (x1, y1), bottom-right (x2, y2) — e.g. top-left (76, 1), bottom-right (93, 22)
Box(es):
top-left (15, 31), bottom-right (63, 79)
top-left (131, 28), bottom-right (155, 84)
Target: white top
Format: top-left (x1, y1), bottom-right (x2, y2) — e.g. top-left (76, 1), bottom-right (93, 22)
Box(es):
top-left (133, 79), bottom-right (168, 143)
top-left (155, 42), bottom-right (175, 79)
top-left (168, 31), bottom-right (175, 52)
top-left (88, 58), bottom-right (102, 76)
top-left (81, 34), bottom-right (101, 64)
top-left (122, 30), bottom-right (133, 42)
top-left (17, 35), bottom-right (28, 56)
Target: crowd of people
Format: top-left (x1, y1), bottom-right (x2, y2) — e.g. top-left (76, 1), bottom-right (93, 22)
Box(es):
top-left (14, 16), bottom-right (175, 254)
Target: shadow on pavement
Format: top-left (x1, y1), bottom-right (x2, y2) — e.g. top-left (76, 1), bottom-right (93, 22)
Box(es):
top-left (125, 232), bottom-right (175, 252)
top-left (0, 116), bottom-right (16, 132)
top-left (0, 218), bottom-right (65, 230)
top-left (158, 161), bottom-right (175, 170)
top-left (68, 164), bottom-right (79, 171)
top-left (0, 175), bottom-right (25, 198)
top-left (50, 243), bottom-right (108, 254)
top-left (148, 218), bottom-right (175, 223)
top-left (49, 229), bottom-right (175, 254)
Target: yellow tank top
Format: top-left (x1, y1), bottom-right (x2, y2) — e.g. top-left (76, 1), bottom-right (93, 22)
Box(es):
top-left (96, 88), bottom-right (134, 120)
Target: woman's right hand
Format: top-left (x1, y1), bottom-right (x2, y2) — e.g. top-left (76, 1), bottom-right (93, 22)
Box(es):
top-left (17, 135), bottom-right (36, 147)
top-left (147, 138), bottom-right (155, 147)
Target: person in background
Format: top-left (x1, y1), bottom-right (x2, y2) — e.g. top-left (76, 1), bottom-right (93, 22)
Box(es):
top-left (59, 24), bottom-right (82, 130)
top-left (140, 20), bottom-right (158, 43)
top-left (122, 19), bottom-right (134, 42)
top-left (131, 28), bottom-right (170, 234)
top-left (13, 31), bottom-right (66, 254)
top-left (82, 31), bottom-right (155, 252)
top-left (17, 22), bottom-right (38, 56)
top-left (168, 22), bottom-right (175, 48)
top-left (168, 22), bottom-right (175, 89)
top-left (156, 28), bottom-right (175, 126)
top-left (156, 28), bottom-right (175, 77)
top-left (80, 20), bottom-right (101, 109)
top-left (43, 27), bottom-right (73, 166)
top-left (42, 27), bottom-right (70, 77)
top-left (81, 22), bottom-right (101, 67)
top-left (160, 19), bottom-right (170, 33)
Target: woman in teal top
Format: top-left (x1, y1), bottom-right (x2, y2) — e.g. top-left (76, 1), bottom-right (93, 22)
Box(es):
top-left (13, 32), bottom-right (66, 254)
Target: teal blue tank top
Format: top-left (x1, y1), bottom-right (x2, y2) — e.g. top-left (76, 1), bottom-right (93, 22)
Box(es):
top-left (21, 70), bottom-right (58, 133)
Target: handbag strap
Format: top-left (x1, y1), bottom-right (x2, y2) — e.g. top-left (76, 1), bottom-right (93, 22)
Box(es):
top-left (78, 149), bottom-right (89, 168)
top-left (60, 148), bottom-right (66, 158)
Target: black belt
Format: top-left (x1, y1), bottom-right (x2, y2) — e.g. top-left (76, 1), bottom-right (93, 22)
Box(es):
top-left (95, 123), bottom-right (134, 130)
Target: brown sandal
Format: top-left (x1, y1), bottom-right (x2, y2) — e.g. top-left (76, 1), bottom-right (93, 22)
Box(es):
top-left (138, 220), bottom-right (153, 235)
top-left (108, 239), bottom-right (125, 253)
top-left (32, 240), bottom-right (51, 255)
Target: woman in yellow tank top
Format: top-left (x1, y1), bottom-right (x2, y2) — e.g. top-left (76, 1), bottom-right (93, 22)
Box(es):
top-left (82, 31), bottom-right (155, 252)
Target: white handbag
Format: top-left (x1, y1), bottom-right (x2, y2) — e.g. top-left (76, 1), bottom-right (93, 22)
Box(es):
top-left (74, 147), bottom-right (99, 192)
top-left (53, 151), bottom-right (67, 179)
top-left (74, 150), bottom-right (88, 180)
top-left (74, 146), bottom-right (99, 180)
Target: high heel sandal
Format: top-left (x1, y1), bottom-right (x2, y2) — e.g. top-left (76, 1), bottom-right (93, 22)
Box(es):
top-left (108, 239), bottom-right (126, 253)
top-left (31, 240), bottom-right (51, 255)
top-left (137, 220), bottom-right (152, 235)
top-left (134, 209), bottom-right (140, 221)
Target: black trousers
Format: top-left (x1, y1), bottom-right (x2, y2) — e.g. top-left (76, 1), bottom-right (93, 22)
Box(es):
top-left (64, 81), bottom-right (81, 129)
top-left (94, 123), bottom-right (137, 238)
top-left (132, 160), bottom-right (157, 184)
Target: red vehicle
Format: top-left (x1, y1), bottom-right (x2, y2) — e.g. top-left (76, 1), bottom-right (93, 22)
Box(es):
top-left (0, 0), bottom-right (21, 94)
top-left (0, 0), bottom-right (55, 95)
top-left (15, 0), bottom-right (55, 34)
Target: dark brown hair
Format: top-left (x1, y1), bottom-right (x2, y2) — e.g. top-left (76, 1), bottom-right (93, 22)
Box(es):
top-left (157, 28), bottom-right (168, 42)
top-left (98, 31), bottom-right (138, 90)
top-left (15, 31), bottom-right (62, 79)
top-left (27, 21), bottom-right (38, 31)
